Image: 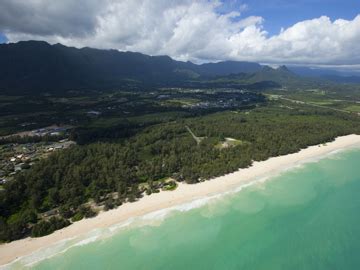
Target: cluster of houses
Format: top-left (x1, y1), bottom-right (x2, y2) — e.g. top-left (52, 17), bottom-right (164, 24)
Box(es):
top-left (31, 126), bottom-right (72, 137)
top-left (0, 139), bottom-right (75, 186)
top-left (183, 98), bottom-right (251, 109)
top-left (154, 88), bottom-right (257, 110)
top-left (1, 125), bottom-right (73, 139)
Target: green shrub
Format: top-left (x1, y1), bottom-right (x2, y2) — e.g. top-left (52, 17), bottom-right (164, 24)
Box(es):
top-left (31, 217), bottom-right (70, 237)
top-left (104, 198), bottom-right (115, 211)
top-left (71, 212), bottom-right (84, 222)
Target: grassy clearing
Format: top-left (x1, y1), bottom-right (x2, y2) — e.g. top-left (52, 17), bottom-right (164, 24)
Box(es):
top-left (345, 105), bottom-right (360, 113)
top-left (164, 98), bottom-right (200, 106)
top-left (309, 101), bottom-right (336, 106)
top-left (216, 137), bottom-right (247, 149)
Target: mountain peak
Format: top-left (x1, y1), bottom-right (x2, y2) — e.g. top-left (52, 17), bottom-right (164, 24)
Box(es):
top-left (13, 40), bottom-right (51, 48)
top-left (277, 65), bottom-right (290, 72)
top-left (0, 40), bottom-right (266, 94)
top-left (262, 66), bottom-right (274, 71)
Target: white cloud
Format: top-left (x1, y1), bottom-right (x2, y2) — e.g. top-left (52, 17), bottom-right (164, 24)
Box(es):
top-left (1, 0), bottom-right (360, 66)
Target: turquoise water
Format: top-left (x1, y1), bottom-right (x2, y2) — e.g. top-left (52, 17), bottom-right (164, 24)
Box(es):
top-left (9, 148), bottom-right (360, 269)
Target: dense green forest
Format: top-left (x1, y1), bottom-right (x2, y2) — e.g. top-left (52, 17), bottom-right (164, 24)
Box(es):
top-left (1, 40), bottom-right (360, 244)
top-left (1, 102), bottom-right (359, 242)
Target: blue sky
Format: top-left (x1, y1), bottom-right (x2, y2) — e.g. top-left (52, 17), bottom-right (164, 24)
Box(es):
top-left (0, 0), bottom-right (359, 67)
top-left (219, 0), bottom-right (360, 35)
top-left (1, 0), bottom-right (359, 41)
top-left (0, 33), bottom-right (7, 43)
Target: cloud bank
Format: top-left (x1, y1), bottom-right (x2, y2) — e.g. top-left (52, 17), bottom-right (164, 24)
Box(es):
top-left (0, 0), bottom-right (359, 66)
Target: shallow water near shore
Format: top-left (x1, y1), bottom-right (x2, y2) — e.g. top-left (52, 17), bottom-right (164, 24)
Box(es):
top-left (7, 147), bottom-right (360, 270)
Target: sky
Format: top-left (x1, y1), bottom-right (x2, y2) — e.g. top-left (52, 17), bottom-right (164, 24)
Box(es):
top-left (0, 0), bottom-right (359, 69)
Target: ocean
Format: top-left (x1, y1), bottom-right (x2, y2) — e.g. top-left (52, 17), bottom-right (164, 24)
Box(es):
top-left (6, 147), bottom-right (360, 270)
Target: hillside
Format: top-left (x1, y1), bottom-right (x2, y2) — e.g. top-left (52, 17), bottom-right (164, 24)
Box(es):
top-left (210, 65), bottom-right (330, 90)
top-left (0, 41), bottom-right (262, 94)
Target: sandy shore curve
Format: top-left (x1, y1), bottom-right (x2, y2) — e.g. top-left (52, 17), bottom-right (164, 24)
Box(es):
top-left (1, 134), bottom-right (360, 266)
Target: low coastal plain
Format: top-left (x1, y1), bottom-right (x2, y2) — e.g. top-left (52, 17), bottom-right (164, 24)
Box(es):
top-left (1, 134), bottom-right (360, 267)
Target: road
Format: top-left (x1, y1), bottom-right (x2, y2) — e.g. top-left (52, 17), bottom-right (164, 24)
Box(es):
top-left (185, 125), bottom-right (204, 145)
top-left (279, 97), bottom-right (357, 115)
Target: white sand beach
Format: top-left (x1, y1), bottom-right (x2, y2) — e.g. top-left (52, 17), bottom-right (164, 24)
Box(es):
top-left (1, 134), bottom-right (360, 266)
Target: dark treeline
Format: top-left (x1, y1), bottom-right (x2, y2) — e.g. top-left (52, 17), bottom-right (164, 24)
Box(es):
top-left (0, 134), bottom-right (65, 145)
top-left (1, 105), bottom-right (359, 242)
top-left (70, 124), bottom-right (140, 145)
top-left (70, 105), bottom-right (260, 145)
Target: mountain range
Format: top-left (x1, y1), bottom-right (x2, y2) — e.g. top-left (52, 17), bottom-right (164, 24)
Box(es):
top-left (0, 41), bottom-right (358, 94)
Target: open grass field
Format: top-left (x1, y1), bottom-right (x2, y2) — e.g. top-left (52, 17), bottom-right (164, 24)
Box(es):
top-left (345, 105), bottom-right (360, 113)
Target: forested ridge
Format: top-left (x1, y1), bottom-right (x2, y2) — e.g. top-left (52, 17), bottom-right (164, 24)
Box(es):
top-left (0, 41), bottom-right (262, 94)
top-left (1, 104), bottom-right (359, 242)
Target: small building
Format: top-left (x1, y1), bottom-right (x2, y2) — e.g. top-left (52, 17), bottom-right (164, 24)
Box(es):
top-left (42, 209), bottom-right (59, 217)
top-left (14, 163), bottom-right (24, 172)
top-left (157, 95), bottom-right (170, 99)
top-left (87, 110), bottom-right (101, 116)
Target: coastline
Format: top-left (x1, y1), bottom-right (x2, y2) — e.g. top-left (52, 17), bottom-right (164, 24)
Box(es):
top-left (1, 134), bottom-right (360, 266)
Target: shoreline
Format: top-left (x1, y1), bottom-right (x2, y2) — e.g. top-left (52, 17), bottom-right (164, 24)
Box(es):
top-left (1, 134), bottom-right (360, 266)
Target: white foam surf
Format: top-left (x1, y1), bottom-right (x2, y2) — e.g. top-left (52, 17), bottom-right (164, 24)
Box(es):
top-left (2, 145), bottom-right (358, 269)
